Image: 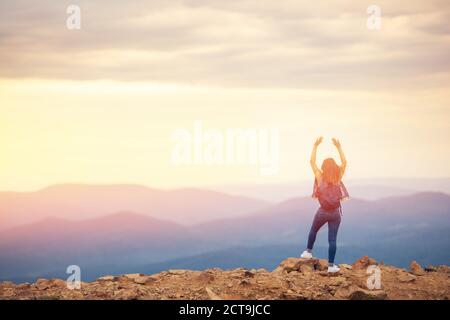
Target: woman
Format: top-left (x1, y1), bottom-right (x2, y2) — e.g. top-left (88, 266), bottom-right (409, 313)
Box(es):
top-left (300, 137), bottom-right (349, 273)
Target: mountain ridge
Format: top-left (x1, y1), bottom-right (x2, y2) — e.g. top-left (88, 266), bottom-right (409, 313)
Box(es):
top-left (0, 184), bottom-right (271, 229)
top-left (0, 191), bottom-right (449, 283)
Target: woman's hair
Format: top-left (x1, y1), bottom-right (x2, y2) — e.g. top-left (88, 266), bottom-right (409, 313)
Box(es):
top-left (321, 158), bottom-right (340, 185)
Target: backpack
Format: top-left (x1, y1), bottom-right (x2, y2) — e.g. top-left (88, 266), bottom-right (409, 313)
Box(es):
top-left (316, 180), bottom-right (342, 211)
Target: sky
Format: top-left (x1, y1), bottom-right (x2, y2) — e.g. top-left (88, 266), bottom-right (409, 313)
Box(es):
top-left (0, 0), bottom-right (449, 191)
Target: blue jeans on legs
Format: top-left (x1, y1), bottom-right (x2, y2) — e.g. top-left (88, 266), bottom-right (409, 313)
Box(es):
top-left (306, 207), bottom-right (341, 264)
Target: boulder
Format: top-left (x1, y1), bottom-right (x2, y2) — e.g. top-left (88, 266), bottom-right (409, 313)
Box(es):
top-left (1, 281), bottom-right (15, 288)
top-left (243, 270), bottom-right (256, 278)
top-left (239, 279), bottom-right (251, 286)
top-left (168, 269), bottom-right (188, 275)
top-left (409, 261), bottom-right (425, 276)
top-left (205, 287), bottom-right (222, 300)
top-left (316, 259), bottom-right (329, 271)
top-left (134, 276), bottom-right (156, 285)
top-left (336, 285), bottom-right (387, 300)
top-left (398, 273), bottom-right (416, 283)
top-left (299, 264), bottom-right (314, 274)
top-left (98, 275), bottom-right (117, 281)
top-left (339, 264), bottom-right (353, 270)
top-left (49, 279), bottom-right (67, 288)
top-left (352, 256), bottom-right (377, 270)
top-left (113, 288), bottom-right (140, 300)
top-left (328, 276), bottom-right (348, 287)
top-left (424, 265), bottom-right (437, 272)
top-left (196, 271), bottom-right (215, 284)
top-left (348, 288), bottom-right (387, 300)
top-left (276, 257), bottom-right (328, 273)
top-left (35, 279), bottom-right (51, 290)
top-left (17, 282), bottom-right (31, 289)
top-left (277, 257), bottom-right (302, 272)
top-left (123, 273), bottom-right (144, 279)
top-left (280, 291), bottom-right (307, 300)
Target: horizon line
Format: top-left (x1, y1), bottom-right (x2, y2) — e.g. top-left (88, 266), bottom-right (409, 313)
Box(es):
top-left (1, 176), bottom-right (450, 193)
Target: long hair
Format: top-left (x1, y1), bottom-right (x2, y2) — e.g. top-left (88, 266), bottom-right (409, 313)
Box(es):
top-left (321, 158), bottom-right (340, 185)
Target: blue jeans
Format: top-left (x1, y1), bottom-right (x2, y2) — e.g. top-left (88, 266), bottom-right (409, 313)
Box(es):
top-left (306, 207), bottom-right (341, 264)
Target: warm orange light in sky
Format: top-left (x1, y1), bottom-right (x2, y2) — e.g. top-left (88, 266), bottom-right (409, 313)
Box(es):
top-left (0, 1), bottom-right (449, 191)
top-left (1, 79), bottom-right (449, 191)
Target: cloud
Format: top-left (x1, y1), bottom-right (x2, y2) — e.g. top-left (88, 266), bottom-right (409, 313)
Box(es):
top-left (0, 0), bottom-right (449, 90)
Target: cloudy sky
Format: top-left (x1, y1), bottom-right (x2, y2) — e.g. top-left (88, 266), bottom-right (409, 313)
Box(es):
top-left (0, 0), bottom-right (449, 191)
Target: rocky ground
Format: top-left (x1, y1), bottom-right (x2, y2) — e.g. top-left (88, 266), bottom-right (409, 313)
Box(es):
top-left (1, 256), bottom-right (449, 300)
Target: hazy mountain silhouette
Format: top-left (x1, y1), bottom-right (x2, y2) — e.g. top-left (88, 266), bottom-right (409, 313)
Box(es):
top-left (0, 191), bottom-right (449, 282)
top-left (0, 212), bottom-right (211, 282)
top-left (212, 177), bottom-right (450, 201)
top-left (0, 184), bottom-right (270, 229)
top-left (192, 192), bottom-right (450, 246)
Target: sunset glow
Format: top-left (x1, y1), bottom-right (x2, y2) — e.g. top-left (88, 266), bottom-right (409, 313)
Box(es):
top-left (0, 0), bottom-right (449, 191)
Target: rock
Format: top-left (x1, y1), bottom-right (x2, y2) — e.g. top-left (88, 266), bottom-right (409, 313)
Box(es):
top-left (336, 285), bottom-right (387, 300)
top-left (113, 288), bottom-right (140, 300)
top-left (229, 270), bottom-right (244, 278)
top-left (205, 287), bottom-right (222, 300)
top-left (134, 276), bottom-right (156, 285)
top-left (240, 279), bottom-right (251, 286)
top-left (339, 264), bottom-right (353, 270)
top-left (352, 256), bottom-right (377, 270)
top-left (316, 259), bottom-right (329, 271)
top-left (35, 279), bottom-right (51, 290)
top-left (49, 279), bottom-right (67, 288)
top-left (328, 276), bottom-right (347, 287)
top-left (280, 291), bottom-right (307, 300)
top-left (272, 266), bottom-right (284, 274)
top-left (123, 273), bottom-right (144, 279)
top-left (410, 261), bottom-right (425, 276)
top-left (38, 295), bottom-right (61, 300)
top-left (278, 257), bottom-right (302, 272)
top-left (277, 257), bottom-right (327, 273)
top-left (349, 288), bottom-right (387, 300)
top-left (398, 273), bottom-right (416, 283)
top-left (196, 271), bottom-right (215, 284)
top-left (168, 269), bottom-right (188, 275)
top-left (299, 264), bottom-right (314, 274)
top-left (425, 265), bottom-right (437, 272)
top-left (2, 256), bottom-right (448, 301)
top-left (98, 275), bottom-right (117, 281)
top-left (437, 265), bottom-right (450, 273)
top-left (17, 282), bottom-right (31, 289)
top-left (1, 281), bottom-right (15, 288)
top-left (244, 270), bottom-right (256, 277)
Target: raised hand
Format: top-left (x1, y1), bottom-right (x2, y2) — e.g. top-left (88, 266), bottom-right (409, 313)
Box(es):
top-left (332, 138), bottom-right (341, 148)
top-left (314, 136), bottom-right (323, 147)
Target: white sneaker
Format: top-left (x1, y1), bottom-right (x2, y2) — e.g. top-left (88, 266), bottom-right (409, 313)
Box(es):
top-left (327, 264), bottom-right (341, 273)
top-left (300, 250), bottom-right (312, 259)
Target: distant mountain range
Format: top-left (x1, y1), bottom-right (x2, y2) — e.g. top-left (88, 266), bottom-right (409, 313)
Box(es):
top-left (0, 184), bottom-right (449, 283)
top-left (0, 184), bottom-right (270, 229)
top-left (211, 177), bottom-right (450, 201)
top-left (0, 212), bottom-right (209, 282)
